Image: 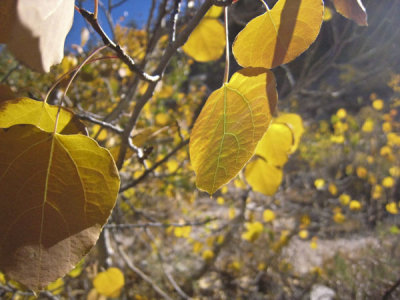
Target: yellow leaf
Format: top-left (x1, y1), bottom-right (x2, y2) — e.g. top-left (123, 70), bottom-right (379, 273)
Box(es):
top-left (386, 202), bottom-right (398, 215)
top-left (205, 5), bottom-right (223, 18)
top-left (323, 6), bottom-right (333, 21)
top-left (274, 113), bottom-right (304, 153)
top-left (314, 178), bottom-right (325, 190)
top-left (356, 166), bottom-right (368, 178)
top-left (233, 0), bottom-right (323, 68)
top-left (190, 68), bottom-right (277, 194)
top-left (328, 183), bottom-right (338, 196)
top-left (372, 99), bottom-right (384, 110)
top-left (361, 119), bottom-right (374, 132)
top-left (0, 125), bottom-right (120, 290)
top-left (155, 112), bottom-right (170, 126)
top-left (244, 158), bottom-right (283, 196)
top-left (298, 229), bottom-right (308, 239)
top-left (349, 200), bottom-right (362, 211)
top-left (0, 98), bottom-right (87, 134)
top-left (336, 108), bottom-right (347, 119)
top-left (382, 176), bottom-right (395, 188)
top-left (255, 123), bottom-right (293, 166)
top-left (339, 193), bottom-right (351, 206)
top-left (263, 209), bottom-right (276, 223)
top-left (241, 222), bottom-right (264, 242)
top-left (45, 278), bottom-right (64, 295)
top-left (68, 259), bottom-right (85, 278)
top-left (93, 268), bottom-right (125, 298)
top-left (333, 212), bottom-right (345, 223)
top-left (202, 249), bottom-right (214, 260)
top-left (182, 18), bottom-right (225, 62)
top-left (332, 0), bottom-right (368, 26)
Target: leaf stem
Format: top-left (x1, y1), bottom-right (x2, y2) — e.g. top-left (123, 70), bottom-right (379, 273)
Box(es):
top-left (259, 0), bottom-right (269, 11)
top-left (53, 45), bottom-right (107, 134)
top-left (223, 6), bottom-right (230, 84)
top-left (94, 0), bottom-right (99, 19)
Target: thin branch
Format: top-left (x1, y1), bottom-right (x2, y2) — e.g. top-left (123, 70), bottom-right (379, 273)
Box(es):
top-left (120, 139), bottom-right (189, 191)
top-left (76, 113), bottom-right (123, 133)
top-left (383, 276), bottom-right (400, 300)
top-left (105, 217), bottom-right (216, 229)
top-left (170, 0), bottom-right (182, 43)
top-left (79, 8), bottom-right (160, 83)
top-left (118, 246), bottom-right (174, 300)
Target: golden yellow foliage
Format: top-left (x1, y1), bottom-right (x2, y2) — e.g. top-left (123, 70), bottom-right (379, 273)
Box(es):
top-left (190, 68), bottom-right (277, 194)
top-left (233, 0), bottom-right (324, 68)
top-left (93, 268), bottom-right (125, 298)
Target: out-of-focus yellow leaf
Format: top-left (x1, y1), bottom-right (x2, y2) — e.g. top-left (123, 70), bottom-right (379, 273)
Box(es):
top-left (93, 268), bottom-right (125, 298)
top-left (68, 259), bottom-right (85, 278)
top-left (323, 6), bottom-right (333, 21)
top-left (255, 123), bottom-right (293, 166)
top-left (0, 98), bottom-right (87, 134)
top-left (45, 278), bottom-right (64, 295)
top-left (190, 68), bottom-right (277, 194)
top-left (182, 18), bottom-right (225, 62)
top-left (332, 0), bottom-right (368, 26)
top-left (244, 158), bottom-right (283, 196)
top-left (0, 125), bottom-right (120, 290)
top-left (233, 0), bottom-right (323, 68)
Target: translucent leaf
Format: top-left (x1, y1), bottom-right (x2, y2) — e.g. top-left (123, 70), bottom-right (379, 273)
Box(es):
top-left (233, 0), bottom-right (324, 69)
top-left (0, 98), bottom-right (87, 135)
top-left (0, 125), bottom-right (120, 290)
top-left (182, 18), bottom-right (225, 62)
top-left (274, 113), bottom-right (304, 153)
top-left (5, 0), bottom-right (75, 72)
top-left (244, 158), bottom-right (283, 196)
top-left (205, 5), bottom-right (223, 18)
top-left (255, 123), bottom-right (294, 166)
top-left (190, 68), bottom-right (277, 194)
top-left (93, 268), bottom-right (125, 298)
top-left (332, 0), bottom-right (367, 26)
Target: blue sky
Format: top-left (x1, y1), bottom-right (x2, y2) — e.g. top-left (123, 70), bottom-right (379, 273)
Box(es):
top-left (66, 1), bottom-right (152, 47)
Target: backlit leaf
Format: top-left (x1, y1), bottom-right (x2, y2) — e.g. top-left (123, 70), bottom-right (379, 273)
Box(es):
top-left (93, 268), bottom-right (125, 298)
top-left (190, 68), bottom-right (277, 194)
top-left (205, 5), bottom-right (223, 18)
top-left (244, 158), bottom-right (283, 196)
top-left (4, 0), bottom-right (75, 72)
top-left (255, 123), bottom-right (294, 166)
top-left (232, 0), bottom-right (324, 69)
top-left (182, 18), bottom-right (225, 62)
top-left (0, 98), bottom-right (87, 134)
top-left (0, 125), bottom-right (120, 290)
top-left (332, 0), bottom-right (367, 26)
top-left (274, 113), bottom-right (304, 153)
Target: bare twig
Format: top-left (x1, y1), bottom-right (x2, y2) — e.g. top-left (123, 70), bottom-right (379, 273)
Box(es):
top-left (118, 246), bottom-right (174, 300)
top-left (79, 8), bottom-right (160, 83)
top-left (106, 217), bottom-right (216, 229)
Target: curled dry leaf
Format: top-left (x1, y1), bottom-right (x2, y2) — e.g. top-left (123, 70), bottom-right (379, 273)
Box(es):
top-left (233, 0), bottom-right (324, 69)
top-left (0, 125), bottom-right (120, 290)
top-left (190, 68), bottom-right (277, 194)
top-left (0, 0), bottom-right (74, 72)
top-left (331, 0), bottom-right (368, 26)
